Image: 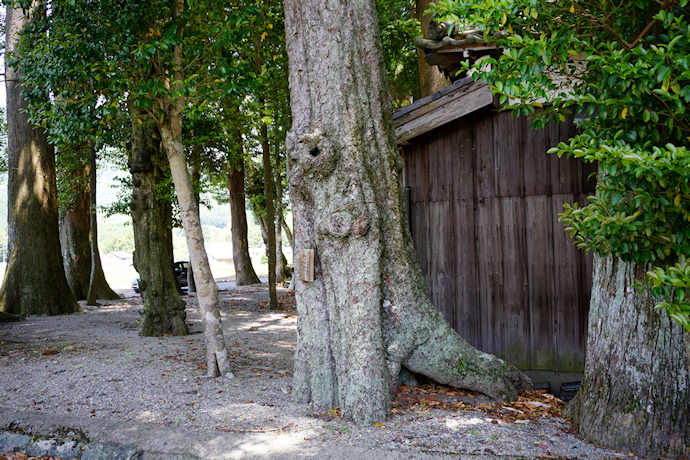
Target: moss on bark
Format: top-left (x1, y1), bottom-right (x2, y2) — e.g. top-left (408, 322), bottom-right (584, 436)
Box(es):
top-left (128, 109), bottom-right (187, 337)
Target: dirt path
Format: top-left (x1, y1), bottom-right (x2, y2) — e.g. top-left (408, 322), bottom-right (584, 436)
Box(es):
top-left (0, 285), bottom-right (636, 458)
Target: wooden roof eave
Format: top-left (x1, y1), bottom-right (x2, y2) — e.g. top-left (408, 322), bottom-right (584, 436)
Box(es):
top-left (392, 77), bottom-right (496, 144)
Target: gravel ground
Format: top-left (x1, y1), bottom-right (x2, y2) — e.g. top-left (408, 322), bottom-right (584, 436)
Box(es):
top-left (0, 284), bottom-right (639, 459)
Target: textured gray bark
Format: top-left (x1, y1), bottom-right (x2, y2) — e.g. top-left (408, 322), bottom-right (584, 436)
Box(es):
top-left (228, 163), bottom-right (261, 286)
top-left (128, 108), bottom-right (187, 337)
top-left (187, 165), bottom-right (201, 295)
top-left (60, 194), bottom-right (92, 301)
top-left (284, 0), bottom-right (531, 425)
top-left (0, 4), bottom-right (79, 317)
top-left (565, 256), bottom-right (689, 458)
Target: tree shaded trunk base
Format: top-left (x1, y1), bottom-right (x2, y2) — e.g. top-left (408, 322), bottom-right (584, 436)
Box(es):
top-left (0, 254), bottom-right (80, 317)
top-left (235, 263), bottom-right (261, 286)
top-left (0, 311), bottom-right (22, 322)
top-left (59, 163), bottom-right (119, 303)
top-left (564, 256), bottom-right (689, 458)
top-left (86, 249), bottom-right (120, 303)
top-left (138, 296), bottom-right (188, 337)
top-left (293, 264), bottom-right (532, 425)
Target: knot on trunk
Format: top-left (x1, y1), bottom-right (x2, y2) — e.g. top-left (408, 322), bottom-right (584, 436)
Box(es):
top-left (327, 211), bottom-right (352, 237)
top-left (286, 129), bottom-right (338, 192)
top-left (322, 208), bottom-right (370, 240)
top-left (352, 216), bottom-right (369, 237)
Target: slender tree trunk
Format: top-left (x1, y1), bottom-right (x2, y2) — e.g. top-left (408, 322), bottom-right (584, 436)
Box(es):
top-left (128, 106), bottom-right (187, 336)
top-left (229, 163), bottom-right (260, 285)
top-left (86, 145), bottom-right (99, 306)
top-left (284, 0), bottom-right (530, 425)
top-left (257, 215), bottom-right (268, 246)
top-left (274, 141), bottom-right (284, 284)
top-left (187, 263), bottom-right (196, 293)
top-left (85, 144), bottom-right (118, 302)
top-left (261, 125), bottom-right (278, 310)
top-left (59, 153), bottom-right (119, 302)
top-left (416, 0), bottom-right (450, 97)
top-left (254, 31), bottom-right (278, 309)
top-left (282, 217), bottom-right (293, 249)
top-left (565, 256), bottom-right (689, 458)
top-left (158, 1), bottom-right (233, 376)
top-left (283, 216), bottom-right (296, 290)
top-left (0, 4), bottom-right (79, 318)
top-left (187, 165), bottom-right (201, 294)
top-left (161, 118), bottom-right (233, 375)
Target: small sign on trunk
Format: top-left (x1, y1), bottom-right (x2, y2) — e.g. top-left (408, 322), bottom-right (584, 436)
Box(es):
top-left (296, 249), bottom-right (315, 282)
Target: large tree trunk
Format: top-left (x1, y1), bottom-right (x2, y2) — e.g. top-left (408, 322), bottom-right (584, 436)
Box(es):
top-left (228, 163), bottom-right (260, 286)
top-left (416, 0), bottom-right (450, 97)
top-left (565, 256), bottom-right (690, 458)
top-left (0, 5), bottom-right (79, 318)
top-left (60, 156), bottom-right (118, 302)
top-left (128, 106), bottom-right (188, 336)
top-left (284, 0), bottom-right (530, 425)
top-left (158, 2), bottom-right (233, 377)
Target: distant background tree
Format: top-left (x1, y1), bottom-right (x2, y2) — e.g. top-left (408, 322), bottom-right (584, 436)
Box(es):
top-left (58, 143), bottom-right (119, 302)
top-left (376, 0), bottom-right (423, 105)
top-left (430, 0), bottom-right (690, 456)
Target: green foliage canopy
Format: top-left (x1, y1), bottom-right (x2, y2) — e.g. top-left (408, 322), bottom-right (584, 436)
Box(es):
top-left (429, 0), bottom-right (690, 329)
top-left (376, 0), bottom-right (421, 107)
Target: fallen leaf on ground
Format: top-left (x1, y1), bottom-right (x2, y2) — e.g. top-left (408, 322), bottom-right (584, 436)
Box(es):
top-left (393, 385), bottom-right (567, 424)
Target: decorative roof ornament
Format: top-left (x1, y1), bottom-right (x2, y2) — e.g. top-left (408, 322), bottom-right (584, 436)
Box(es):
top-left (414, 20), bottom-right (508, 81)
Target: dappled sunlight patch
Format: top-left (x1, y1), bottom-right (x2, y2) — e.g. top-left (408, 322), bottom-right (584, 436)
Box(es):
top-left (445, 417), bottom-right (487, 429)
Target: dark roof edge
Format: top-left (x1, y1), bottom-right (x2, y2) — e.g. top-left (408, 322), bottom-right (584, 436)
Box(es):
top-left (392, 76), bottom-right (475, 120)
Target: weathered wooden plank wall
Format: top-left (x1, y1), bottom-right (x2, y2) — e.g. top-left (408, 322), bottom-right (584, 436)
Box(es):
top-left (402, 106), bottom-right (596, 372)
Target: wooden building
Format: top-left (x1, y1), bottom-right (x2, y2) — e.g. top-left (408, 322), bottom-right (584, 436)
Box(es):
top-left (394, 76), bottom-right (596, 373)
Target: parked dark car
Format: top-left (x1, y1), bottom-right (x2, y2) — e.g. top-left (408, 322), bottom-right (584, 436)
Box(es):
top-left (132, 261), bottom-right (189, 293)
